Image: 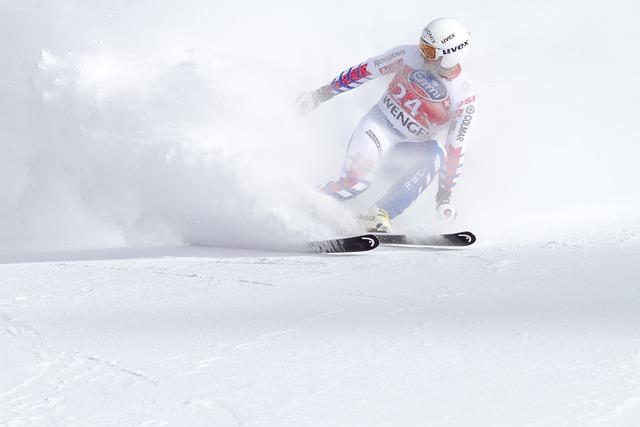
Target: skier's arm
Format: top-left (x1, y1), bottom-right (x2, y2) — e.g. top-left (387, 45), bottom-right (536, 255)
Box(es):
top-left (327, 45), bottom-right (409, 96)
top-left (437, 92), bottom-right (478, 207)
top-left (297, 46), bottom-right (409, 114)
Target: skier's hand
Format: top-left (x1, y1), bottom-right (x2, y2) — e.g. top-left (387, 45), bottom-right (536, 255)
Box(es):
top-left (435, 188), bottom-right (456, 222)
top-left (295, 91), bottom-right (319, 116)
top-left (295, 86), bottom-right (334, 116)
top-left (436, 202), bottom-right (458, 222)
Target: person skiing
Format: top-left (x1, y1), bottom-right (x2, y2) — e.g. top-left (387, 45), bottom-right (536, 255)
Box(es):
top-left (296, 17), bottom-right (477, 233)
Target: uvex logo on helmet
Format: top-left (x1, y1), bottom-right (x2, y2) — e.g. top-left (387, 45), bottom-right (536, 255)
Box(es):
top-left (442, 40), bottom-right (469, 55)
top-left (441, 33), bottom-right (455, 44)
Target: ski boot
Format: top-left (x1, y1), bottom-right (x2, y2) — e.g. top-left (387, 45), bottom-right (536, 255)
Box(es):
top-left (359, 207), bottom-right (392, 233)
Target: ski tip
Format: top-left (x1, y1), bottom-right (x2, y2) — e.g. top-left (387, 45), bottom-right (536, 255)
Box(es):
top-left (360, 234), bottom-right (380, 250)
top-left (308, 234), bottom-right (380, 253)
top-left (454, 231), bottom-right (476, 245)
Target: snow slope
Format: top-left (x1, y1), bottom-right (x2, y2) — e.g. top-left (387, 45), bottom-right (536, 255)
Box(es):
top-left (2, 227), bottom-right (640, 426)
top-left (2, 0), bottom-right (640, 425)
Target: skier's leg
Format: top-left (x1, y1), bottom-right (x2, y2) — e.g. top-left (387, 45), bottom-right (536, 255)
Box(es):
top-left (375, 140), bottom-right (445, 219)
top-left (322, 110), bottom-right (394, 200)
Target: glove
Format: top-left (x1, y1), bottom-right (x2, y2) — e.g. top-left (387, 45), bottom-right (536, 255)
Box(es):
top-left (436, 202), bottom-right (457, 222)
top-left (435, 188), bottom-right (457, 222)
top-left (295, 85), bottom-right (334, 116)
top-left (295, 91), bottom-right (318, 116)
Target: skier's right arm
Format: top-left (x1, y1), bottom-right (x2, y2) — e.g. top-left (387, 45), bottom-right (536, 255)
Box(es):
top-left (296, 45), bottom-right (409, 115)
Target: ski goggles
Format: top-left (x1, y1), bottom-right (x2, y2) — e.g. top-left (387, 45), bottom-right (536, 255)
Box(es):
top-left (419, 38), bottom-right (439, 60)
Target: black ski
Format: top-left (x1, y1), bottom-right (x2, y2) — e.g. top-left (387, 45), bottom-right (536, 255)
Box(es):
top-left (374, 231), bottom-right (476, 247)
top-left (308, 234), bottom-right (380, 253)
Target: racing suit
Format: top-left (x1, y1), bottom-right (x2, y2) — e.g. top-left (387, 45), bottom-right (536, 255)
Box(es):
top-left (319, 44), bottom-right (477, 219)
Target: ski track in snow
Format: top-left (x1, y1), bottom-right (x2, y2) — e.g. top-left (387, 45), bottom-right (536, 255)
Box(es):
top-left (1, 228), bottom-right (640, 426)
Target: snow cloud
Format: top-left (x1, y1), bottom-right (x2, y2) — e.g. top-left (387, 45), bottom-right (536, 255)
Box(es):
top-left (1, 0), bottom-right (639, 252)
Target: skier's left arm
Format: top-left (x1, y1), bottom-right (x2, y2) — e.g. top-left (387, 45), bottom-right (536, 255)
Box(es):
top-left (436, 88), bottom-right (478, 220)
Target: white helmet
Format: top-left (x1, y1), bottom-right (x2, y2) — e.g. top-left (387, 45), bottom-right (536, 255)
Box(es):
top-left (419, 17), bottom-right (471, 69)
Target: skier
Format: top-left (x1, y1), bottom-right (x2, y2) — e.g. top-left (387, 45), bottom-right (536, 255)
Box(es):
top-left (296, 17), bottom-right (477, 233)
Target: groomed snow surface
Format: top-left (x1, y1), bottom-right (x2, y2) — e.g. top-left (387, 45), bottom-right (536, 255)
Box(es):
top-left (2, 227), bottom-right (640, 426)
top-left (2, 0), bottom-right (640, 426)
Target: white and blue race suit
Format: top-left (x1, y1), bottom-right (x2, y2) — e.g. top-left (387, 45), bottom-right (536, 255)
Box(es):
top-left (320, 44), bottom-right (477, 219)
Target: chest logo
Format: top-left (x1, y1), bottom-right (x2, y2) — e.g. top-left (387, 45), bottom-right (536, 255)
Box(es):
top-left (408, 70), bottom-right (448, 101)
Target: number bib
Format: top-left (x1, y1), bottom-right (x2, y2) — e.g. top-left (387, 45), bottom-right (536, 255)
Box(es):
top-left (378, 65), bottom-right (451, 139)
